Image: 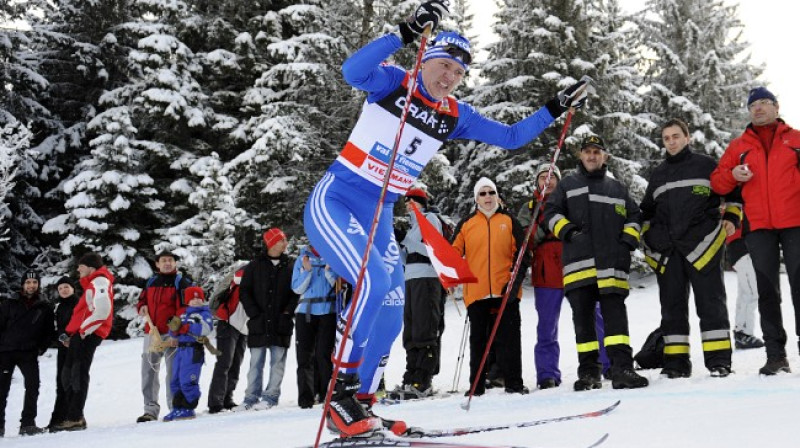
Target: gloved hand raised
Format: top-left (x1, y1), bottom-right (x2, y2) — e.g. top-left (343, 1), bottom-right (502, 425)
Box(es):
top-left (558, 76), bottom-right (593, 109)
top-left (398, 0), bottom-right (450, 45)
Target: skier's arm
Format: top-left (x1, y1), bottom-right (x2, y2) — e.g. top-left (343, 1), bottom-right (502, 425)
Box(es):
top-left (79, 277), bottom-right (112, 337)
top-left (450, 102), bottom-right (557, 149)
top-left (341, 34), bottom-right (407, 101)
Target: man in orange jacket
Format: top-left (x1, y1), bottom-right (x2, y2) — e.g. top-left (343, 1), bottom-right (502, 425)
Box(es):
top-left (452, 177), bottom-right (530, 396)
top-left (710, 87), bottom-right (800, 375)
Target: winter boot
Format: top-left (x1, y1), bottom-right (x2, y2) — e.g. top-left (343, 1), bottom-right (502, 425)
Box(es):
top-left (660, 368), bottom-right (691, 379)
top-left (327, 373), bottom-right (382, 438)
top-left (734, 331), bottom-right (764, 350)
top-left (709, 366), bottom-right (732, 378)
top-left (52, 417), bottom-right (86, 432)
top-left (537, 378), bottom-right (559, 390)
top-left (611, 369), bottom-right (649, 389)
top-left (573, 374), bottom-right (602, 392)
top-left (759, 357), bottom-right (791, 375)
top-left (19, 425), bottom-right (45, 436)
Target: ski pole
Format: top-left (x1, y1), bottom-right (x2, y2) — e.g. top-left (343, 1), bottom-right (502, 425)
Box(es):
top-left (314, 27), bottom-right (434, 448)
top-left (449, 314), bottom-right (470, 393)
top-left (462, 102), bottom-right (581, 410)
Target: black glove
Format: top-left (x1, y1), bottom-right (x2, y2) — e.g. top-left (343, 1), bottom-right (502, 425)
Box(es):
top-left (562, 228), bottom-right (581, 242)
top-left (398, 0), bottom-right (450, 45)
top-left (643, 228), bottom-right (673, 254)
top-left (546, 76), bottom-right (592, 116)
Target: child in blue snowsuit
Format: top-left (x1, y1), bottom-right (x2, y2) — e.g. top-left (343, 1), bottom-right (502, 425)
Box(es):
top-left (163, 286), bottom-right (213, 421)
top-left (303, 0), bottom-right (590, 438)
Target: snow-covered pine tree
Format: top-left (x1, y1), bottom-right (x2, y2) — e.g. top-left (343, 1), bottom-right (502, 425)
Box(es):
top-left (0, 119), bottom-right (25, 296)
top-left (574, 0), bottom-right (654, 202)
top-left (637, 0), bottom-right (762, 158)
top-left (159, 152), bottom-right (242, 288)
top-left (227, 1), bottom-right (351, 256)
top-left (43, 105), bottom-right (160, 282)
top-left (0, 4), bottom-right (61, 289)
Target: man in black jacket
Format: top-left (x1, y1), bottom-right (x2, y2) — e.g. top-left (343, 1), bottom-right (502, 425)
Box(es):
top-left (47, 276), bottom-right (79, 430)
top-left (237, 228), bottom-right (298, 410)
top-left (545, 136), bottom-right (648, 391)
top-left (640, 119), bottom-right (740, 378)
top-left (0, 270), bottom-right (55, 437)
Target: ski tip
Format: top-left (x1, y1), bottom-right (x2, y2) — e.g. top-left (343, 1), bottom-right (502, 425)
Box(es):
top-left (610, 400), bottom-right (621, 409)
top-left (587, 433), bottom-right (609, 448)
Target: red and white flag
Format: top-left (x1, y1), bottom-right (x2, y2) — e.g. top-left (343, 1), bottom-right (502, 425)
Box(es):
top-left (410, 203), bottom-right (477, 288)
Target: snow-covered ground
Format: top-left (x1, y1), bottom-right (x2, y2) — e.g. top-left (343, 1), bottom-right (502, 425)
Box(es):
top-left (5, 272), bottom-right (799, 447)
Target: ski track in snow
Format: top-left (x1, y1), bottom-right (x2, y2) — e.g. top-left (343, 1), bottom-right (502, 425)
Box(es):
top-left (5, 272), bottom-right (798, 447)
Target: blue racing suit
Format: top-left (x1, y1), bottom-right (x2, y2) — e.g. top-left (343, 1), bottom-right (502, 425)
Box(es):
top-left (169, 305), bottom-right (213, 407)
top-left (304, 32), bottom-right (560, 394)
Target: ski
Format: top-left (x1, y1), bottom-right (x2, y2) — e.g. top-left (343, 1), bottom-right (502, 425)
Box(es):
top-left (401, 400), bottom-right (619, 438)
top-left (316, 433), bottom-right (525, 447)
top-left (310, 432), bottom-right (609, 448)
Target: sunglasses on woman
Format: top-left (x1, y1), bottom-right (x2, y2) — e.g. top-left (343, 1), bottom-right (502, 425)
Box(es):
top-left (478, 190), bottom-right (497, 197)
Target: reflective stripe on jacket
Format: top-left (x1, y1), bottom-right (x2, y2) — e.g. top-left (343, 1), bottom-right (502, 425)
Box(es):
top-left (544, 165), bottom-right (640, 296)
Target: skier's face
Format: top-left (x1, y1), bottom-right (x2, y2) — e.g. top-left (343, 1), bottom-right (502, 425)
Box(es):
top-left (579, 146), bottom-right (608, 173)
top-left (421, 58), bottom-right (465, 100)
top-left (661, 125), bottom-right (690, 156)
top-left (748, 98), bottom-right (779, 126)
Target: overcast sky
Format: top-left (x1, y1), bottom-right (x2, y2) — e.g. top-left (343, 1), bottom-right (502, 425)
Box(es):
top-left (464, 0), bottom-right (799, 127)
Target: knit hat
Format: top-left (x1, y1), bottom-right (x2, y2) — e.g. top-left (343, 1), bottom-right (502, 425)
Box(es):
top-left (183, 286), bottom-right (205, 305)
top-left (56, 276), bottom-right (75, 289)
top-left (473, 177), bottom-right (498, 201)
top-left (21, 269), bottom-right (40, 287)
top-left (263, 228), bottom-right (287, 249)
top-left (535, 163), bottom-right (562, 182)
top-left (747, 87), bottom-right (777, 106)
top-left (581, 135), bottom-right (606, 151)
top-left (405, 187), bottom-right (429, 208)
top-left (422, 31), bottom-right (472, 71)
top-left (77, 252), bottom-right (104, 269)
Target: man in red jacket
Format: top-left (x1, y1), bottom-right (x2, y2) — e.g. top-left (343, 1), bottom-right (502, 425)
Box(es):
top-left (52, 252), bottom-right (114, 432)
top-left (135, 251), bottom-right (193, 422)
top-left (710, 87), bottom-right (800, 375)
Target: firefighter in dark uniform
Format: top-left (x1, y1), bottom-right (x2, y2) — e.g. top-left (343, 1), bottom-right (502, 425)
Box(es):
top-left (544, 135), bottom-right (649, 391)
top-left (640, 118), bottom-right (741, 378)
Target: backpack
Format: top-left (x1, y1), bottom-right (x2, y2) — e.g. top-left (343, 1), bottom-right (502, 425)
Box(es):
top-left (210, 269), bottom-right (244, 314)
top-left (633, 327), bottom-right (665, 369)
top-left (145, 273), bottom-right (188, 303)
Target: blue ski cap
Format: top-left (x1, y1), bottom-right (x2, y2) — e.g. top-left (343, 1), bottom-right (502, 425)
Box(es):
top-left (422, 31), bottom-right (472, 71)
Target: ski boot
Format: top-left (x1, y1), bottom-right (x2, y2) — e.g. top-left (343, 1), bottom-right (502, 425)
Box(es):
top-left (327, 373), bottom-right (382, 438)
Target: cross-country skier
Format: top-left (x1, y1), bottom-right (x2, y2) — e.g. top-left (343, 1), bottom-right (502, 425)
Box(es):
top-left (303, 0), bottom-right (589, 438)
